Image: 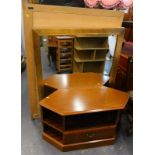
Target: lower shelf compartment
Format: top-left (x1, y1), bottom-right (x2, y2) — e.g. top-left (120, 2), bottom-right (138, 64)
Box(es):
top-left (43, 120), bottom-right (116, 145)
top-left (73, 61), bottom-right (105, 73)
top-left (44, 125), bottom-right (63, 143)
top-left (43, 132), bottom-right (115, 151)
top-left (83, 62), bottom-right (104, 73)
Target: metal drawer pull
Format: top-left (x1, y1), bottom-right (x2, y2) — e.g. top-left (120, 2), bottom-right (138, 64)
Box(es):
top-left (86, 133), bottom-right (96, 138)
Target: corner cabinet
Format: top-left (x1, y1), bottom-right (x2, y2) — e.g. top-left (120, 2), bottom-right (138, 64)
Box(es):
top-left (42, 108), bottom-right (117, 151)
top-left (39, 87), bottom-right (129, 151)
top-left (73, 35), bottom-right (109, 73)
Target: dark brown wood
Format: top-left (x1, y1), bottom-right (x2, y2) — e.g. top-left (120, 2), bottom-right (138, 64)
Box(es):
top-left (48, 36), bottom-right (57, 47)
top-left (115, 42), bottom-right (133, 91)
top-left (124, 8), bottom-right (133, 21)
top-left (122, 21), bottom-right (133, 42)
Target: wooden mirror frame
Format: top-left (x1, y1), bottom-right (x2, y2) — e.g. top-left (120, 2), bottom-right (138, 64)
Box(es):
top-left (23, 2), bottom-right (125, 119)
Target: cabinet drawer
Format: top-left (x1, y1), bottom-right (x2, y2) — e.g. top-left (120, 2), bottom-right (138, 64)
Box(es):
top-left (60, 48), bottom-right (72, 53)
top-left (60, 53), bottom-right (72, 59)
top-left (59, 41), bottom-right (73, 47)
top-left (60, 64), bottom-right (72, 69)
top-left (63, 125), bottom-right (116, 144)
top-left (60, 59), bottom-right (72, 65)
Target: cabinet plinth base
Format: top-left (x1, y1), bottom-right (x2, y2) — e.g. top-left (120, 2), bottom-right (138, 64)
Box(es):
top-left (43, 132), bottom-right (115, 151)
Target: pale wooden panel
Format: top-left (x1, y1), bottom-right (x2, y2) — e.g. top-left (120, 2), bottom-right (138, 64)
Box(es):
top-left (33, 11), bottom-right (122, 29)
top-left (109, 32), bottom-right (125, 85)
top-left (28, 3), bottom-right (124, 20)
top-left (33, 28), bottom-right (124, 36)
top-left (23, 7), bottom-right (39, 119)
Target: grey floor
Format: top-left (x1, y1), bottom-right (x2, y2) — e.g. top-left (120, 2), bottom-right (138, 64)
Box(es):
top-left (21, 50), bottom-right (133, 155)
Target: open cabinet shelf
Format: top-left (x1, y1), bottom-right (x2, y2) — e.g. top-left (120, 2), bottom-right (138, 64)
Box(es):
top-left (44, 124), bottom-right (63, 143)
top-left (74, 47), bottom-right (109, 50)
top-left (74, 37), bottom-right (109, 49)
top-left (73, 36), bottom-right (109, 73)
top-left (73, 61), bottom-right (106, 73)
top-left (41, 106), bottom-right (118, 150)
top-left (74, 58), bottom-right (106, 62)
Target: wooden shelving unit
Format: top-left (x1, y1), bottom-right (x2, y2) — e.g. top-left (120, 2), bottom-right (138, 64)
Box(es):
top-left (56, 36), bottom-right (74, 73)
top-left (73, 36), bottom-right (109, 73)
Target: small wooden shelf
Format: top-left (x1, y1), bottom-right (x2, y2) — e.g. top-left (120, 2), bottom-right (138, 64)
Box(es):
top-left (75, 34), bottom-right (109, 38)
top-left (60, 60), bottom-right (72, 65)
top-left (74, 50), bottom-right (94, 60)
top-left (44, 125), bottom-right (63, 143)
top-left (43, 119), bottom-right (64, 132)
top-left (60, 47), bottom-right (72, 51)
top-left (74, 47), bottom-right (109, 51)
top-left (60, 64), bottom-right (72, 67)
top-left (60, 58), bottom-right (72, 61)
top-left (95, 50), bottom-right (108, 60)
top-left (74, 58), bottom-right (105, 62)
top-left (59, 46), bottom-right (73, 49)
top-left (74, 37), bottom-right (109, 49)
top-left (73, 36), bottom-right (109, 73)
top-left (59, 68), bottom-right (72, 71)
top-left (73, 61), bottom-right (105, 73)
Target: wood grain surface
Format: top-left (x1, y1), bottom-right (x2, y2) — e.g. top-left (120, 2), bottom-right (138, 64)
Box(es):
top-left (43, 73), bottom-right (109, 89)
top-left (40, 87), bottom-right (129, 116)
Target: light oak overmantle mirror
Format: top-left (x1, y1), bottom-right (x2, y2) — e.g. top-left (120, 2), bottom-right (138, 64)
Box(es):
top-left (23, 2), bottom-right (125, 119)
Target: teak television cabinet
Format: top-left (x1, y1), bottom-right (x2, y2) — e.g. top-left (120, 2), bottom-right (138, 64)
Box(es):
top-left (23, 2), bottom-right (125, 119)
top-left (40, 87), bottom-right (129, 151)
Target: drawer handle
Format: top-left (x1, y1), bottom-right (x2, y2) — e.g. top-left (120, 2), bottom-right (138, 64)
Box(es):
top-left (86, 133), bottom-right (96, 138)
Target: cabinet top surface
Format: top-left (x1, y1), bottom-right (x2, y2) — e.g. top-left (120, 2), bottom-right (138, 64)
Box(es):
top-left (43, 73), bottom-right (109, 90)
top-left (40, 86), bottom-right (129, 116)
